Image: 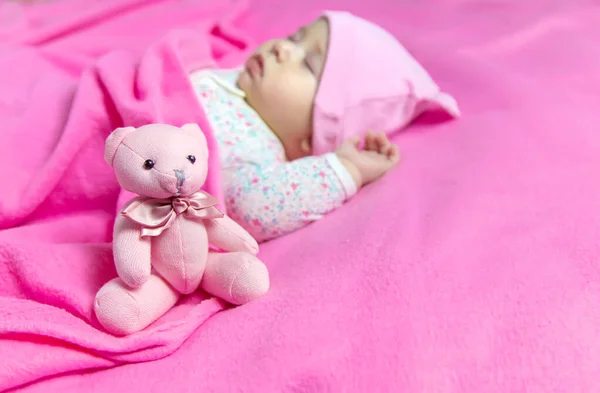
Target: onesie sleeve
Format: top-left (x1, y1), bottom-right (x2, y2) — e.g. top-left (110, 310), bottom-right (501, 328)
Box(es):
top-left (224, 153), bottom-right (358, 242)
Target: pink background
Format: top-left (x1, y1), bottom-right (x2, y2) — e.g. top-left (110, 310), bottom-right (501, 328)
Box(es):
top-left (2, 0), bottom-right (600, 392)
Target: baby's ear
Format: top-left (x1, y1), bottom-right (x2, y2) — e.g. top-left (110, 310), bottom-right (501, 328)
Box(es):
top-left (180, 123), bottom-right (208, 158)
top-left (300, 137), bottom-right (312, 155)
top-left (105, 126), bottom-right (136, 167)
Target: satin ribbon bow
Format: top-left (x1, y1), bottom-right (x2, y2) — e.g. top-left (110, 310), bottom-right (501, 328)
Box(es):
top-left (121, 191), bottom-right (224, 237)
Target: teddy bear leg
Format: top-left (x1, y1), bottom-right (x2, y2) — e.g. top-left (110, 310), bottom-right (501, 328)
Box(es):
top-left (94, 274), bottom-right (180, 336)
top-left (200, 252), bottom-right (269, 305)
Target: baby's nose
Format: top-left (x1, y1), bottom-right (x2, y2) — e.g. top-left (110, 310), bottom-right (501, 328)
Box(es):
top-left (272, 40), bottom-right (301, 63)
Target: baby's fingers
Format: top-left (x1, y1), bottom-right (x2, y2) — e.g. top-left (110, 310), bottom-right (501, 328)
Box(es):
top-left (381, 143), bottom-right (394, 158)
top-left (365, 130), bottom-right (377, 151)
top-left (387, 144), bottom-right (400, 164)
top-left (374, 132), bottom-right (391, 154)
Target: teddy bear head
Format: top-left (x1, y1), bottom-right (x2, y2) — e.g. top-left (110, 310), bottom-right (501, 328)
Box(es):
top-left (104, 123), bottom-right (209, 199)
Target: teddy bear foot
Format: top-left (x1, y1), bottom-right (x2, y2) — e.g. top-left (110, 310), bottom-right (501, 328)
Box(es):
top-left (201, 252), bottom-right (270, 305)
top-left (94, 274), bottom-right (180, 336)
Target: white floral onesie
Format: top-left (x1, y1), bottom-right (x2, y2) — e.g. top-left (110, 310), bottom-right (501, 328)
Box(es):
top-left (189, 68), bottom-right (357, 242)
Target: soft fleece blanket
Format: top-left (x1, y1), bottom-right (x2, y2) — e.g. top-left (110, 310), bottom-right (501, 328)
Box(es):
top-left (3, 0), bottom-right (600, 392)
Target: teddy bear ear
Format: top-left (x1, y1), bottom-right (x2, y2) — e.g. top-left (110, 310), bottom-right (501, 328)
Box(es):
top-left (104, 126), bottom-right (136, 167)
top-left (180, 123), bottom-right (201, 134)
top-left (180, 123), bottom-right (208, 157)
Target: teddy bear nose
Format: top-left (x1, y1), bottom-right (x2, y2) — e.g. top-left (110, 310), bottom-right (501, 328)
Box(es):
top-left (174, 169), bottom-right (185, 188)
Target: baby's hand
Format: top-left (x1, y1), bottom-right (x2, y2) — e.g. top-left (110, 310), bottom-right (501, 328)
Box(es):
top-left (336, 131), bottom-right (400, 188)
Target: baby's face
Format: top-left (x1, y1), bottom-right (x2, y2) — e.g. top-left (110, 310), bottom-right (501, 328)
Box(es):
top-left (237, 18), bottom-right (329, 160)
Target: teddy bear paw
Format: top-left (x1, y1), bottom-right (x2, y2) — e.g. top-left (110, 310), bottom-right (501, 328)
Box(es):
top-left (94, 280), bottom-right (143, 336)
top-left (229, 254), bottom-right (270, 305)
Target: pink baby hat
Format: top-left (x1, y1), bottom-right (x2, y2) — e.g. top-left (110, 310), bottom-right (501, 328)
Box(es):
top-left (312, 11), bottom-right (460, 155)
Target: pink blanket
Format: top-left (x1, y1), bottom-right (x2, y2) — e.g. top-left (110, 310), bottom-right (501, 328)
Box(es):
top-left (4, 0), bottom-right (600, 392)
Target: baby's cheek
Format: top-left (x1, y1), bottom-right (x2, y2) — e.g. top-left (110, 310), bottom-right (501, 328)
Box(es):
top-left (269, 86), bottom-right (312, 118)
top-left (236, 72), bottom-right (251, 95)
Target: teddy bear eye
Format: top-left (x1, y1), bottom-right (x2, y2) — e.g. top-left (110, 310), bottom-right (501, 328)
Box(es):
top-left (143, 159), bottom-right (155, 170)
top-left (187, 155), bottom-right (196, 164)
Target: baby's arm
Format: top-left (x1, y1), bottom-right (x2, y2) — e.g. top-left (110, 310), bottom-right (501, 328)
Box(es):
top-left (224, 154), bottom-right (358, 242)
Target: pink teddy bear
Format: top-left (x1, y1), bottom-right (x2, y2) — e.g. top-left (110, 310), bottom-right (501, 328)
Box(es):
top-left (94, 123), bottom-right (270, 336)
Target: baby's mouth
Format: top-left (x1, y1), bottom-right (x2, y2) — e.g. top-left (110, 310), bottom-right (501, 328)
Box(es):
top-left (245, 54), bottom-right (264, 78)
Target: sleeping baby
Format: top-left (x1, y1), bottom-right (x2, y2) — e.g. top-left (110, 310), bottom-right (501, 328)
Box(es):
top-left (190, 11), bottom-right (459, 242)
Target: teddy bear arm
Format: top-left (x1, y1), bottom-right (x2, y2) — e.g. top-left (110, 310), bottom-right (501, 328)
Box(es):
top-left (205, 216), bottom-right (259, 255)
top-left (113, 215), bottom-right (152, 288)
